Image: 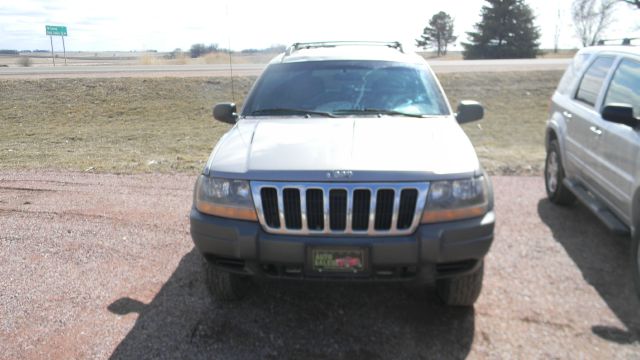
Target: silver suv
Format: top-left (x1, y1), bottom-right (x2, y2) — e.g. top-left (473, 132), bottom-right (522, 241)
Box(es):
top-left (190, 42), bottom-right (494, 306)
top-left (544, 45), bottom-right (640, 298)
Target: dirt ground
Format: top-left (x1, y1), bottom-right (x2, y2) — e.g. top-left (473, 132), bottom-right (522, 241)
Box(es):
top-left (1, 171), bottom-right (638, 359)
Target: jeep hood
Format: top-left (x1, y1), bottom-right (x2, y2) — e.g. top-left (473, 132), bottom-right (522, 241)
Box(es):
top-left (206, 117), bottom-right (481, 181)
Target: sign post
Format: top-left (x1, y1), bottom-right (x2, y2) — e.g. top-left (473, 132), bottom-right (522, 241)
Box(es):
top-left (45, 25), bottom-right (68, 66)
top-left (62, 36), bottom-right (66, 65)
top-left (49, 35), bottom-right (55, 67)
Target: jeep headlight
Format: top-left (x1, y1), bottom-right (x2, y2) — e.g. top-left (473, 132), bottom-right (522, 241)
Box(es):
top-left (194, 176), bottom-right (257, 221)
top-left (421, 176), bottom-right (489, 223)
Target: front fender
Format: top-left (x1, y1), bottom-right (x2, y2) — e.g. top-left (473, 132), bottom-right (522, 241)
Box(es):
top-left (546, 94), bottom-right (571, 173)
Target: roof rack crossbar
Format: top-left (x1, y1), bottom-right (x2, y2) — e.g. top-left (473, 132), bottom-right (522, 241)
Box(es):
top-left (596, 38), bottom-right (639, 46)
top-left (285, 41), bottom-right (404, 56)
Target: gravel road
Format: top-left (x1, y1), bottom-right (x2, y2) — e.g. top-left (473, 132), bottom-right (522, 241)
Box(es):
top-left (1, 171), bottom-right (638, 359)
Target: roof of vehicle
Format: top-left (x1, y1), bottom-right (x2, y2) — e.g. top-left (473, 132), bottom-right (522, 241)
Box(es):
top-left (577, 45), bottom-right (640, 57)
top-left (269, 41), bottom-right (428, 65)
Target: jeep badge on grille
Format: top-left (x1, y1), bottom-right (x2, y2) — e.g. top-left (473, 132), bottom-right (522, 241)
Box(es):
top-left (327, 170), bottom-right (353, 179)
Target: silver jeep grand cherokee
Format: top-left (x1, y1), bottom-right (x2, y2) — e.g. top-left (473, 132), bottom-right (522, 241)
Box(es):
top-left (544, 44), bottom-right (640, 299)
top-left (190, 42), bottom-right (495, 306)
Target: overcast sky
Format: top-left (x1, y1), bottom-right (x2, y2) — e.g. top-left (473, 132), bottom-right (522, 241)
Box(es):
top-left (1, 0), bottom-right (639, 52)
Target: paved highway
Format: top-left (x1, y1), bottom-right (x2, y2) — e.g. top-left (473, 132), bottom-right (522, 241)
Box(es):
top-left (0, 58), bottom-right (570, 79)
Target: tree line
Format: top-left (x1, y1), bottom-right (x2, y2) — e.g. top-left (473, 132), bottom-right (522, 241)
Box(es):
top-left (416, 0), bottom-right (639, 60)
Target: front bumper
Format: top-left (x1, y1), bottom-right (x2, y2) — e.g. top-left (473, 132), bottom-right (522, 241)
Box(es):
top-left (190, 208), bottom-right (495, 283)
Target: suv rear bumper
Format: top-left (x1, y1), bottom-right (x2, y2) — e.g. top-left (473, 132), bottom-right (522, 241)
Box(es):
top-left (190, 208), bottom-right (495, 283)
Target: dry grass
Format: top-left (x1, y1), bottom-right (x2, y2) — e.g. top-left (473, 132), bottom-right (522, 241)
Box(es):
top-left (138, 54), bottom-right (157, 65)
top-left (138, 54), bottom-right (190, 65)
top-left (443, 70), bottom-right (563, 174)
top-left (200, 52), bottom-right (276, 65)
top-left (0, 77), bottom-right (254, 173)
top-left (0, 71), bottom-right (562, 175)
top-left (134, 52), bottom-right (277, 66)
top-left (203, 53), bottom-right (235, 64)
top-left (16, 56), bottom-right (32, 67)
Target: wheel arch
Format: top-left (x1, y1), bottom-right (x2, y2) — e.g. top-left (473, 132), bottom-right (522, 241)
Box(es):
top-left (545, 117), bottom-right (570, 177)
top-left (545, 127), bottom-right (558, 150)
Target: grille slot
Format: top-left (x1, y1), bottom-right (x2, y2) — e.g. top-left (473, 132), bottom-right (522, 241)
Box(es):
top-left (261, 188), bottom-right (280, 228)
top-left (374, 189), bottom-right (395, 230)
top-left (329, 189), bottom-right (347, 230)
top-left (352, 189), bottom-right (371, 230)
top-left (283, 188), bottom-right (302, 229)
top-left (306, 189), bottom-right (324, 231)
top-left (253, 182), bottom-right (429, 236)
top-left (398, 189), bottom-right (418, 230)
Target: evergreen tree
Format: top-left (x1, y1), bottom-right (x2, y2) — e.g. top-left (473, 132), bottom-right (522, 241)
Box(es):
top-left (462, 0), bottom-right (541, 59)
top-left (416, 12), bottom-right (457, 56)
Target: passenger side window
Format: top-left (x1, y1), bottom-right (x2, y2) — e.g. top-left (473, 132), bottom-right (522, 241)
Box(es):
top-left (604, 59), bottom-right (640, 118)
top-left (575, 56), bottom-right (614, 107)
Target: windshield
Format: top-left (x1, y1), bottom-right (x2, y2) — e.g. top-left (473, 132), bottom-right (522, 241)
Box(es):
top-left (241, 60), bottom-right (450, 117)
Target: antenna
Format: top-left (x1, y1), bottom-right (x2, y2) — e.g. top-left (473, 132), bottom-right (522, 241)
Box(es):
top-left (226, 3), bottom-right (236, 104)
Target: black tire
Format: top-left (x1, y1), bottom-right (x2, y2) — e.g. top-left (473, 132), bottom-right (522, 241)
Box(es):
top-left (545, 140), bottom-right (576, 205)
top-left (632, 232), bottom-right (640, 301)
top-left (436, 261), bottom-right (484, 307)
top-left (204, 262), bottom-right (250, 301)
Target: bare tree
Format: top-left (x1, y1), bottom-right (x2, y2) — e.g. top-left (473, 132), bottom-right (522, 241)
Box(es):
top-left (571, 0), bottom-right (618, 46)
top-left (619, 0), bottom-right (639, 8)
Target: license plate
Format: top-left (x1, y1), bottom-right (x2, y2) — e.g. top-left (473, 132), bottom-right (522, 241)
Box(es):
top-left (310, 247), bottom-right (367, 273)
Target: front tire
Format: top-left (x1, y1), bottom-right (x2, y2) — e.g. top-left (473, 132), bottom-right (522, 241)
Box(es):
top-left (204, 262), bottom-right (250, 301)
top-left (545, 140), bottom-right (576, 205)
top-left (632, 232), bottom-right (640, 301)
top-left (436, 261), bottom-right (484, 307)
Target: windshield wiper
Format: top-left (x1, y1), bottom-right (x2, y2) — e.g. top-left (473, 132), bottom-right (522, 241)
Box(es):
top-left (333, 109), bottom-right (428, 118)
top-left (250, 108), bottom-right (336, 117)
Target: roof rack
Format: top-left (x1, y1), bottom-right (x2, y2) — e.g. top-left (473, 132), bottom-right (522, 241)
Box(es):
top-left (285, 41), bottom-right (404, 56)
top-left (596, 38), bottom-right (639, 46)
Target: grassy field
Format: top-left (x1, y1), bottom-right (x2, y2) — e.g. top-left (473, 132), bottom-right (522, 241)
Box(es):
top-left (0, 71), bottom-right (562, 175)
top-left (443, 71), bottom-right (562, 174)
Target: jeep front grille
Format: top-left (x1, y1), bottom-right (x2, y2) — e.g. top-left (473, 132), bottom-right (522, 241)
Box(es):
top-left (251, 182), bottom-right (429, 236)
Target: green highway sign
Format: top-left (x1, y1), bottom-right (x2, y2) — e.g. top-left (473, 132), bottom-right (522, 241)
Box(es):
top-left (46, 25), bottom-right (67, 36)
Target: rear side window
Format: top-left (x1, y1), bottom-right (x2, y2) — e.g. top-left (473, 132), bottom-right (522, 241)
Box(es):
top-left (557, 53), bottom-right (591, 95)
top-left (575, 56), bottom-right (614, 107)
top-left (604, 59), bottom-right (640, 118)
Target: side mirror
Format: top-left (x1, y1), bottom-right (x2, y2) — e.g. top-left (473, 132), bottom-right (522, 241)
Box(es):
top-left (213, 103), bottom-right (237, 124)
top-left (456, 100), bottom-right (484, 124)
top-left (602, 103), bottom-right (637, 128)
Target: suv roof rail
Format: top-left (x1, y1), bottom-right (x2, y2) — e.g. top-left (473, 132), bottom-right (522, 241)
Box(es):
top-left (285, 41), bottom-right (404, 56)
top-left (596, 38), bottom-right (639, 46)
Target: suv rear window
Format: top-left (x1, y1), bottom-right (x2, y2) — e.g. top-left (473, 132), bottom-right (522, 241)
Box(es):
top-left (575, 56), bottom-right (614, 107)
top-left (242, 60), bottom-right (450, 117)
top-left (604, 59), bottom-right (640, 118)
